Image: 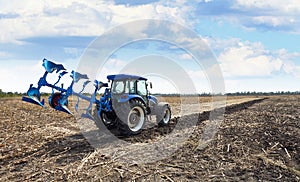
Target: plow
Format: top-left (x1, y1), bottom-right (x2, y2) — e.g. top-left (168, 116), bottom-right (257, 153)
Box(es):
top-left (22, 58), bottom-right (171, 135)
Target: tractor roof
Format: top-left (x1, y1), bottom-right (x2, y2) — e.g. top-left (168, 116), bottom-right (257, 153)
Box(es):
top-left (107, 74), bottom-right (147, 81)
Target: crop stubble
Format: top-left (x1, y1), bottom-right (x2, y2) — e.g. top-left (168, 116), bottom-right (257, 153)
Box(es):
top-left (0, 95), bottom-right (299, 181)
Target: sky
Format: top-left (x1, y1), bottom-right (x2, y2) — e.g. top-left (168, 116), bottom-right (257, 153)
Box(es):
top-left (0, 0), bottom-right (300, 93)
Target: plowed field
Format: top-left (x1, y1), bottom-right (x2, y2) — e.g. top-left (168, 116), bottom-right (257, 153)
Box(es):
top-left (0, 96), bottom-right (299, 181)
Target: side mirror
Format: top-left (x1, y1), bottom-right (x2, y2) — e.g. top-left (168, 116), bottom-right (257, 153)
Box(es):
top-left (149, 82), bottom-right (153, 89)
top-left (95, 80), bottom-right (109, 91)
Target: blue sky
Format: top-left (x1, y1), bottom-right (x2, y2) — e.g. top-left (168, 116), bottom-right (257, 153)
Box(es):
top-left (0, 0), bottom-right (300, 93)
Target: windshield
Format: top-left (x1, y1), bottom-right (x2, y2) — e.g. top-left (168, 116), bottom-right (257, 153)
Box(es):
top-left (111, 80), bottom-right (147, 95)
top-left (111, 80), bottom-right (125, 94)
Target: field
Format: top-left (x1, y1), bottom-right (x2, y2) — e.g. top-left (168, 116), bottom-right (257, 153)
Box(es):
top-left (0, 95), bottom-right (299, 181)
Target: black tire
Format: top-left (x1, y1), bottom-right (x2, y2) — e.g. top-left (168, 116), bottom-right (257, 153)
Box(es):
top-left (117, 99), bottom-right (146, 135)
top-left (92, 108), bottom-right (117, 135)
top-left (100, 111), bottom-right (118, 129)
top-left (92, 108), bottom-right (106, 129)
top-left (49, 93), bottom-right (68, 108)
top-left (157, 105), bottom-right (171, 126)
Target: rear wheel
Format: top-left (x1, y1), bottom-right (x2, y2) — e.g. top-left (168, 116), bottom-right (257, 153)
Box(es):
top-left (117, 99), bottom-right (146, 135)
top-left (127, 106), bottom-right (145, 132)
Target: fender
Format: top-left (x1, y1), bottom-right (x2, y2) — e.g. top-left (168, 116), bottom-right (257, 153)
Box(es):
top-left (118, 94), bottom-right (146, 105)
top-left (148, 95), bottom-right (158, 105)
top-left (153, 102), bottom-right (170, 115)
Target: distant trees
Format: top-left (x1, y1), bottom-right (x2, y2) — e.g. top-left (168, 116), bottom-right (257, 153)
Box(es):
top-left (153, 91), bottom-right (300, 97)
top-left (0, 89), bottom-right (5, 97)
top-left (0, 89), bottom-right (52, 98)
top-left (0, 88), bottom-right (299, 98)
top-left (226, 91), bottom-right (300, 96)
top-left (0, 89), bottom-right (23, 97)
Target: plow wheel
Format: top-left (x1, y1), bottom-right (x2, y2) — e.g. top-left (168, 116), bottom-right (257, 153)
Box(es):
top-left (49, 93), bottom-right (68, 108)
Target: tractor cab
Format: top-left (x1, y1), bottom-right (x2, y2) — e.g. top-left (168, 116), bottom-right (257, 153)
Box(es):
top-left (107, 74), bottom-right (150, 105)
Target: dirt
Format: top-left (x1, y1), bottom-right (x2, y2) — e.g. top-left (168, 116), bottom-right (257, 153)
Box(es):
top-left (0, 96), bottom-right (299, 181)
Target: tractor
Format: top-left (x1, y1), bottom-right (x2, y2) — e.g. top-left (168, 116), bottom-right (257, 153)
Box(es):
top-left (22, 59), bottom-right (171, 135)
top-left (94, 74), bottom-right (172, 135)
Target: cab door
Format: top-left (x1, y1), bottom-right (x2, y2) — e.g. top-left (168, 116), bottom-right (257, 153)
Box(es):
top-left (136, 80), bottom-right (148, 105)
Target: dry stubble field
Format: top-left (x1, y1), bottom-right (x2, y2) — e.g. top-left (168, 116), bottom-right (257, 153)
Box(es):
top-left (0, 95), bottom-right (299, 181)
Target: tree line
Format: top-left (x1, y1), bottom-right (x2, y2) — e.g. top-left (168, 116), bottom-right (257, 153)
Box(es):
top-left (153, 91), bottom-right (300, 97)
top-left (225, 91), bottom-right (300, 96)
top-left (0, 89), bottom-right (50, 98)
top-left (1, 88), bottom-right (300, 98)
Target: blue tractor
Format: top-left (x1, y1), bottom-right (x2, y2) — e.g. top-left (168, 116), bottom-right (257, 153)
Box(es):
top-left (22, 59), bottom-right (171, 135)
top-left (95, 74), bottom-right (172, 135)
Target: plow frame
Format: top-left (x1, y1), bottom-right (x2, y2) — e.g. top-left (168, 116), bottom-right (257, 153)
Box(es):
top-left (22, 58), bottom-right (110, 118)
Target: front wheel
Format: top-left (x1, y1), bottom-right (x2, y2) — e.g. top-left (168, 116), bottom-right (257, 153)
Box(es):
top-left (157, 105), bottom-right (171, 126)
top-left (101, 111), bottom-right (117, 129)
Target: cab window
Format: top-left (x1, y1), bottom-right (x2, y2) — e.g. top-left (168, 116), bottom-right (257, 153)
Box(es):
top-left (128, 80), bottom-right (136, 94)
top-left (137, 80), bottom-right (147, 96)
top-left (112, 81), bottom-right (125, 94)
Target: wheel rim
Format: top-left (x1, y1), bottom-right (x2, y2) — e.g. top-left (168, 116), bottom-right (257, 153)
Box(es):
top-left (53, 95), bottom-right (60, 107)
top-left (127, 106), bottom-right (144, 132)
top-left (162, 107), bottom-right (171, 124)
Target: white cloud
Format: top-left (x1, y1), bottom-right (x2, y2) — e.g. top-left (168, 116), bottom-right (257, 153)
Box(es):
top-left (64, 48), bottom-right (82, 57)
top-left (180, 53), bottom-right (193, 60)
top-left (203, 37), bottom-right (241, 53)
top-left (218, 41), bottom-right (283, 77)
top-left (252, 16), bottom-right (293, 27)
top-left (195, 0), bottom-right (300, 33)
top-left (0, 0), bottom-right (113, 43)
top-left (200, 37), bottom-right (300, 92)
top-left (234, 0), bottom-right (300, 13)
top-left (95, 58), bottom-right (127, 82)
top-left (214, 38), bottom-right (300, 80)
top-left (109, 4), bottom-right (156, 24)
top-left (187, 69), bottom-right (212, 93)
top-left (282, 61), bottom-right (300, 78)
top-left (232, 0), bottom-right (300, 32)
top-left (1, 0), bottom-right (299, 93)
top-left (0, 60), bottom-right (44, 92)
top-left (0, 0), bottom-right (194, 43)
top-left (106, 58), bottom-right (127, 68)
top-left (0, 58), bottom-right (80, 92)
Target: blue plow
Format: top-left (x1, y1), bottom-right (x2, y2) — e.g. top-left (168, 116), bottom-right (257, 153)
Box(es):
top-left (22, 96), bottom-right (45, 108)
top-left (22, 58), bottom-right (107, 117)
